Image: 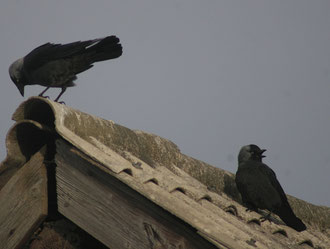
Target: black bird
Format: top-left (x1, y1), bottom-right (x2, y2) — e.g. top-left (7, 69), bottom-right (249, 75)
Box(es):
top-left (235, 144), bottom-right (306, 232)
top-left (9, 36), bottom-right (122, 102)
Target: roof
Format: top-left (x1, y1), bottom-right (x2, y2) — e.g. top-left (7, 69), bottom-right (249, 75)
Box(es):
top-left (0, 96), bottom-right (329, 249)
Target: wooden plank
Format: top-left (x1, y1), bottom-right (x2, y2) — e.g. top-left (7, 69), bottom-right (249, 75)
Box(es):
top-left (56, 139), bottom-right (220, 249)
top-left (0, 150), bottom-right (48, 249)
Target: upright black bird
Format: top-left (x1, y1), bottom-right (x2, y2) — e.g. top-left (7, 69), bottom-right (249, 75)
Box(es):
top-left (9, 36), bottom-right (122, 102)
top-left (235, 144), bottom-right (306, 232)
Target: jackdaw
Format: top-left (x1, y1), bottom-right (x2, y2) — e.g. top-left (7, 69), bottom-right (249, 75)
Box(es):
top-left (9, 36), bottom-right (122, 102)
top-left (235, 144), bottom-right (306, 232)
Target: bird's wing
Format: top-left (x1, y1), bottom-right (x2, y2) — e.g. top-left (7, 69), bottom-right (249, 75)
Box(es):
top-left (259, 164), bottom-right (290, 204)
top-left (235, 164), bottom-right (261, 208)
top-left (23, 39), bottom-right (99, 72)
top-left (259, 164), bottom-right (306, 230)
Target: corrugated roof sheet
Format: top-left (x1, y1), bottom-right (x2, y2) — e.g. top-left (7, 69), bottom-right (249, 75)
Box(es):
top-left (4, 97), bottom-right (330, 248)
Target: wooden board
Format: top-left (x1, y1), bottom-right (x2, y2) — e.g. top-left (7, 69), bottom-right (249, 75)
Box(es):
top-left (0, 150), bottom-right (48, 249)
top-left (56, 139), bottom-right (219, 249)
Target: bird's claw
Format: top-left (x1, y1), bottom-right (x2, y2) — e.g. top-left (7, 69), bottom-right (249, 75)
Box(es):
top-left (38, 94), bottom-right (50, 99)
top-left (259, 213), bottom-right (272, 223)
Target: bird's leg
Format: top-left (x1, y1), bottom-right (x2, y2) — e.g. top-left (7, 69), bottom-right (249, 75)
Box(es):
top-left (260, 211), bottom-right (272, 223)
top-left (38, 87), bottom-right (50, 99)
top-left (54, 87), bottom-right (67, 103)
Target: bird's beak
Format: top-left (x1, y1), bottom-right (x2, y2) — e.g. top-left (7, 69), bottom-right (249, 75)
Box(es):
top-left (261, 149), bottom-right (267, 158)
top-left (16, 83), bottom-right (25, 96)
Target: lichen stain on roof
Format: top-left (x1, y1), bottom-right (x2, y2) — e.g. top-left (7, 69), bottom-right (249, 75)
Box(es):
top-left (2, 96), bottom-right (330, 248)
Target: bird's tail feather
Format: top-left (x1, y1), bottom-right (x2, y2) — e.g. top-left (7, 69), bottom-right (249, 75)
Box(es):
top-left (277, 205), bottom-right (306, 232)
top-left (87, 36), bottom-right (122, 62)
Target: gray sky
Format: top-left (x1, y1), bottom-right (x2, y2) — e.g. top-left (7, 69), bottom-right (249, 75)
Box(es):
top-left (1, 0), bottom-right (329, 206)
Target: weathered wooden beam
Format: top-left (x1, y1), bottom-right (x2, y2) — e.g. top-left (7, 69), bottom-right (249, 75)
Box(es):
top-left (0, 150), bottom-right (48, 249)
top-left (56, 139), bottom-right (220, 249)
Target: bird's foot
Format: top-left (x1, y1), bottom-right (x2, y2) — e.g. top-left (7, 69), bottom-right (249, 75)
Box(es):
top-left (38, 94), bottom-right (50, 99)
top-left (54, 95), bottom-right (65, 104)
top-left (260, 212), bottom-right (272, 223)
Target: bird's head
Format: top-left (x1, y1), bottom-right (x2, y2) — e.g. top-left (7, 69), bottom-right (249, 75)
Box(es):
top-left (9, 58), bottom-right (26, 96)
top-left (238, 144), bottom-right (266, 164)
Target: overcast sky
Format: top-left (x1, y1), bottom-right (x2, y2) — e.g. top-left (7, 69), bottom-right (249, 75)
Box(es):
top-left (1, 1), bottom-right (329, 206)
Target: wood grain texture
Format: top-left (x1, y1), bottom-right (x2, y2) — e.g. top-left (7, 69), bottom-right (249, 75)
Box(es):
top-left (56, 139), bottom-right (219, 249)
top-left (0, 150), bottom-right (48, 249)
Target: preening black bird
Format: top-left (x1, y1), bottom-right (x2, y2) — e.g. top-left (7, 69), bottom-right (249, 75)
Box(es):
top-left (9, 36), bottom-right (122, 102)
top-left (235, 144), bottom-right (306, 232)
